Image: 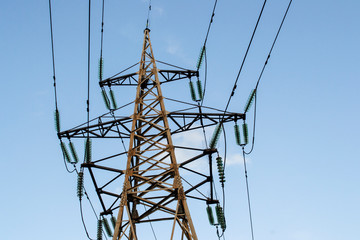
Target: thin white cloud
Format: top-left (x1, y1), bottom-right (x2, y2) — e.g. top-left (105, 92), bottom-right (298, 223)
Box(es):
top-left (173, 128), bottom-right (206, 148)
top-left (166, 42), bottom-right (180, 55)
top-left (173, 129), bottom-right (208, 174)
top-left (225, 153), bottom-right (243, 166)
top-left (154, 6), bottom-right (164, 16)
top-left (165, 38), bottom-right (194, 66)
top-left (225, 153), bottom-right (251, 166)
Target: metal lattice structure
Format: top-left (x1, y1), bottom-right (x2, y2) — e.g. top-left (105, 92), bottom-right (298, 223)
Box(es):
top-left (59, 28), bottom-right (244, 239)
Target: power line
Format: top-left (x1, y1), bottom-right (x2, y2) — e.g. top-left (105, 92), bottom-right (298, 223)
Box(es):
top-left (225, 2), bottom-right (293, 239)
top-left (82, 3), bottom-right (110, 238)
top-left (255, 0), bottom-right (293, 90)
top-left (146, 0), bottom-right (152, 28)
top-left (100, 0), bottom-right (105, 62)
top-left (202, 0), bottom-right (218, 53)
top-left (80, 199), bottom-right (95, 240)
top-left (81, 2), bottom-right (93, 237)
top-left (49, 0), bottom-right (77, 175)
top-left (82, 2), bottom-right (110, 239)
top-left (242, 147), bottom-right (255, 240)
top-left (198, 0), bottom-right (219, 104)
top-left (245, 0), bottom-right (293, 155)
top-left (86, 0), bottom-right (91, 136)
top-left (48, 0), bottom-right (58, 109)
top-left (222, 0), bottom-right (268, 117)
top-left (214, 2), bottom-right (268, 236)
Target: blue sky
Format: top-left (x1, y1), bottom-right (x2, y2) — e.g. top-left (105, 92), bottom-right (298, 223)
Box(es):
top-left (1, 0), bottom-right (359, 239)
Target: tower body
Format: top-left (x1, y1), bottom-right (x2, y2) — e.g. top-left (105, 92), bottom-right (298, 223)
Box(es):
top-left (113, 29), bottom-right (198, 240)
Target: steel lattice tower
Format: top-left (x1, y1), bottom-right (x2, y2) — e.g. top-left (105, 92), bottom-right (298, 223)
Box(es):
top-left (58, 28), bottom-right (244, 239)
top-left (113, 28), bottom-right (197, 239)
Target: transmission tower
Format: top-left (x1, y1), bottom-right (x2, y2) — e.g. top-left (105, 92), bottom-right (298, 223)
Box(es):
top-left (58, 28), bottom-right (244, 239)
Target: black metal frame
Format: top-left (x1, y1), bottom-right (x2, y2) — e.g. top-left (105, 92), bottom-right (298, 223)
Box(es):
top-left (80, 147), bottom-right (219, 217)
top-left (58, 112), bottom-right (244, 139)
top-left (59, 59), bottom-right (245, 228)
top-left (99, 70), bottom-right (198, 87)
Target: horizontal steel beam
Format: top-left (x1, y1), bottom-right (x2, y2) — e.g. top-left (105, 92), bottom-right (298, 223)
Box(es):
top-left (58, 112), bottom-right (244, 139)
top-left (99, 69), bottom-right (198, 87)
